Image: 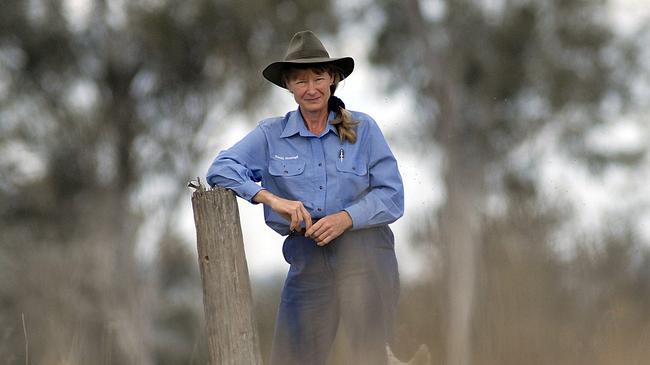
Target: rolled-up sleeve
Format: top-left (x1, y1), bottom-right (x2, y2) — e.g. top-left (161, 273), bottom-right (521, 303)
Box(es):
top-left (344, 120), bottom-right (404, 229)
top-left (206, 126), bottom-right (267, 203)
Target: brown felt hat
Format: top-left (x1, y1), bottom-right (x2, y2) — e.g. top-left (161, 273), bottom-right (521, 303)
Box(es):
top-left (262, 30), bottom-right (354, 89)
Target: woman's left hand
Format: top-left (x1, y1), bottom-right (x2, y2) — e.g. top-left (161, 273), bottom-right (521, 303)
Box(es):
top-left (305, 211), bottom-right (353, 246)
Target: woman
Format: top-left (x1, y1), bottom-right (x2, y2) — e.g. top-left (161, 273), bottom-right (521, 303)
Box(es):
top-left (207, 30), bottom-right (404, 365)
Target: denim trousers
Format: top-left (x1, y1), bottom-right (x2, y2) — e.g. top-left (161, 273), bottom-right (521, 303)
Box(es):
top-left (270, 225), bottom-right (400, 365)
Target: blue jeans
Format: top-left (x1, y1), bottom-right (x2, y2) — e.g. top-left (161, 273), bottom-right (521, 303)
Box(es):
top-left (270, 226), bottom-right (400, 365)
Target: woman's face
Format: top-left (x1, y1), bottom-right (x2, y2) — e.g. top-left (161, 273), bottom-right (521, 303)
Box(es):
top-left (286, 68), bottom-right (334, 114)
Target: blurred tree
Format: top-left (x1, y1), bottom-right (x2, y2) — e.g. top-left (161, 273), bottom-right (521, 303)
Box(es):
top-left (0, 0), bottom-right (339, 363)
top-left (367, 0), bottom-right (646, 364)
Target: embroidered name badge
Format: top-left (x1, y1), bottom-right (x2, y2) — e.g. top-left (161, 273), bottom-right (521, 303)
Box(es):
top-left (274, 154), bottom-right (299, 160)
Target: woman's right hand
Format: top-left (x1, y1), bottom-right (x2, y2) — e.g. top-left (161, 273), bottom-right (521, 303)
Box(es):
top-left (252, 189), bottom-right (312, 232)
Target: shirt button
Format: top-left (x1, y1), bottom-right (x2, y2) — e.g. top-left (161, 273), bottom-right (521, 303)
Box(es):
top-left (319, 186), bottom-right (323, 190)
top-left (283, 170), bottom-right (288, 174)
top-left (317, 208), bottom-right (322, 212)
top-left (318, 162), bottom-right (322, 167)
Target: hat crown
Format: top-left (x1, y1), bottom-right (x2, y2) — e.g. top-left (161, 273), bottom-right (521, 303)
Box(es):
top-left (262, 30), bottom-right (354, 89)
top-left (284, 31), bottom-right (330, 61)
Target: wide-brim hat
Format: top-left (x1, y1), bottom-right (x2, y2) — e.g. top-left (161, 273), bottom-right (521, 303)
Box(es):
top-left (262, 30), bottom-right (354, 89)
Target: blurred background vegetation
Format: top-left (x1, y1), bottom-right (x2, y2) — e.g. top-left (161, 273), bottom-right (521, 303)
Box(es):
top-left (1, 0), bottom-right (649, 364)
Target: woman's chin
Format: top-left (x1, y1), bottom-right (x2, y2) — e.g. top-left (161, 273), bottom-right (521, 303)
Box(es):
top-left (300, 103), bottom-right (326, 113)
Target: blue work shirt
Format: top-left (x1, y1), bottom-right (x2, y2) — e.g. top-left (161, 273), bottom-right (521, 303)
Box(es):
top-left (206, 108), bottom-right (404, 236)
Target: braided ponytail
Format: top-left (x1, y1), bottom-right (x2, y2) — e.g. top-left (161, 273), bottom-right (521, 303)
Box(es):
top-left (328, 82), bottom-right (358, 144)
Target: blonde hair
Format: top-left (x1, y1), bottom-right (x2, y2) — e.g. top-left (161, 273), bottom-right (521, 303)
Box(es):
top-left (282, 64), bottom-right (358, 144)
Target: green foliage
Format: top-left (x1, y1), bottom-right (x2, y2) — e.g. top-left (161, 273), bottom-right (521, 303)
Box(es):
top-left (369, 0), bottom-right (637, 159)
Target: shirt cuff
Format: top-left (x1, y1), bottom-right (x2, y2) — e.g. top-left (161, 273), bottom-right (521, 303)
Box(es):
top-left (233, 181), bottom-right (264, 203)
top-left (344, 204), bottom-right (368, 230)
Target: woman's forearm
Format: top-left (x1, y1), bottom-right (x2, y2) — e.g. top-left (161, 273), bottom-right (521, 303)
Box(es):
top-left (252, 189), bottom-right (313, 232)
top-left (252, 189), bottom-right (277, 205)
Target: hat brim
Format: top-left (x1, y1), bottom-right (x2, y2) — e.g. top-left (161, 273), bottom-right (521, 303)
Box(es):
top-left (262, 57), bottom-right (354, 89)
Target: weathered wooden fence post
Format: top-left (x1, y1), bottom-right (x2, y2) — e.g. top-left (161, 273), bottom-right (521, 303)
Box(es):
top-left (190, 184), bottom-right (262, 365)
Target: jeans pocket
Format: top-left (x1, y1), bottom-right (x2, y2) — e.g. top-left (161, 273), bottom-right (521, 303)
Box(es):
top-left (282, 239), bottom-right (293, 265)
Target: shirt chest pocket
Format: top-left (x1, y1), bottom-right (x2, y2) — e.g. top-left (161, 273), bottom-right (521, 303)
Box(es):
top-left (269, 159), bottom-right (306, 176)
top-left (336, 160), bottom-right (368, 176)
top-left (336, 159), bottom-right (369, 197)
top-left (268, 159), bottom-right (308, 199)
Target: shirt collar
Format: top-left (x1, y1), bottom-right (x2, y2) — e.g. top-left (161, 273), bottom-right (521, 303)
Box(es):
top-left (280, 108), bottom-right (338, 138)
